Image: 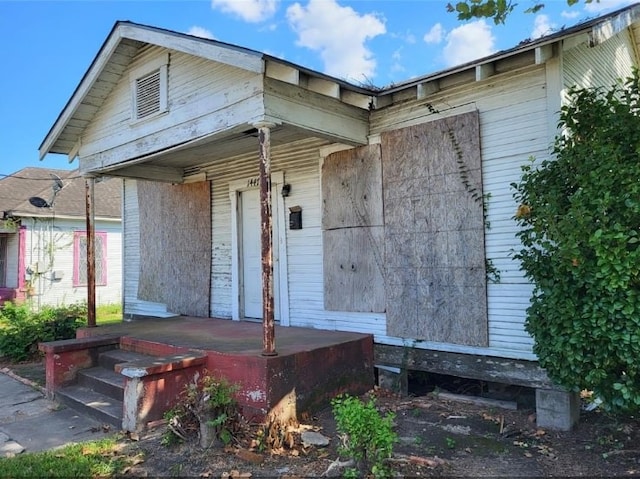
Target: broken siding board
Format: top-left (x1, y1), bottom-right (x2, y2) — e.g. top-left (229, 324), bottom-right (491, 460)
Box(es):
top-left (381, 111), bottom-right (488, 347)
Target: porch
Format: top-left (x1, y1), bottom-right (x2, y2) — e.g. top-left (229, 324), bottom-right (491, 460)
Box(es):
top-left (39, 316), bottom-right (375, 431)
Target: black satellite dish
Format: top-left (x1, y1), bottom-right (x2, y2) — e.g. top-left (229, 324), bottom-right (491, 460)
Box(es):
top-left (29, 197), bottom-right (50, 208)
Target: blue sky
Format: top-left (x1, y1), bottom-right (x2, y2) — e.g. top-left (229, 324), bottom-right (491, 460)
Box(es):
top-left (0, 0), bottom-right (635, 175)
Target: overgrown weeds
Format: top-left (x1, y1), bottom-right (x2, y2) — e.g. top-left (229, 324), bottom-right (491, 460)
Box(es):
top-left (331, 393), bottom-right (397, 478)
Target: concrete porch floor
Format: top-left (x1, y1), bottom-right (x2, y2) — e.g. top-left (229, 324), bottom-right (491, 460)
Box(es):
top-left (77, 316), bottom-right (371, 355)
top-left (74, 316), bottom-right (375, 422)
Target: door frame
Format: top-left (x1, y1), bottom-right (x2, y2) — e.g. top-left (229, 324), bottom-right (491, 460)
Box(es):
top-left (228, 171), bottom-right (290, 325)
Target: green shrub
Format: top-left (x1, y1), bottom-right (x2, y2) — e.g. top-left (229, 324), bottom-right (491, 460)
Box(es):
top-left (331, 394), bottom-right (397, 478)
top-left (512, 69), bottom-right (640, 411)
top-left (0, 302), bottom-right (87, 362)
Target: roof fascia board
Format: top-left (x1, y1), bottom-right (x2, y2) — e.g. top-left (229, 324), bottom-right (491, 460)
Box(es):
top-left (119, 24), bottom-right (263, 73)
top-left (589, 6), bottom-right (640, 46)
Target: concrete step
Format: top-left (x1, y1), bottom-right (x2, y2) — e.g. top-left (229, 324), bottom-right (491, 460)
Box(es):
top-left (56, 385), bottom-right (123, 429)
top-left (77, 367), bottom-right (125, 401)
top-left (99, 348), bottom-right (153, 370)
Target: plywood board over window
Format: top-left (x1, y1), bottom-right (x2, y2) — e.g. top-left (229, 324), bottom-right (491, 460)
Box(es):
top-left (322, 144), bottom-right (385, 313)
top-left (138, 180), bottom-right (212, 317)
top-left (381, 111), bottom-right (488, 347)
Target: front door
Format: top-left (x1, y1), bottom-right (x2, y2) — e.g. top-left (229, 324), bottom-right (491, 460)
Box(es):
top-left (239, 188), bottom-right (281, 320)
top-left (240, 189), bottom-right (262, 319)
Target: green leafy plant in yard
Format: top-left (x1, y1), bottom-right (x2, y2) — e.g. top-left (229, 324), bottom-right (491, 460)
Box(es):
top-left (0, 437), bottom-right (132, 478)
top-left (512, 69), bottom-right (640, 412)
top-left (162, 372), bottom-right (241, 448)
top-left (331, 394), bottom-right (397, 478)
top-left (0, 302), bottom-right (87, 362)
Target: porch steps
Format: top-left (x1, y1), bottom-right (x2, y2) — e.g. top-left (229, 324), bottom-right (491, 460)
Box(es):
top-left (55, 348), bottom-right (152, 429)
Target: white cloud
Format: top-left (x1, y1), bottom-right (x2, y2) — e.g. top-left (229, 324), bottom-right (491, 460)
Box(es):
top-left (531, 14), bottom-right (556, 39)
top-left (187, 26), bottom-right (216, 40)
top-left (442, 20), bottom-right (495, 67)
top-left (583, 0), bottom-right (634, 13)
top-left (286, 0), bottom-right (386, 81)
top-left (561, 9), bottom-right (581, 19)
top-left (211, 0), bottom-right (278, 23)
top-left (423, 23), bottom-right (445, 44)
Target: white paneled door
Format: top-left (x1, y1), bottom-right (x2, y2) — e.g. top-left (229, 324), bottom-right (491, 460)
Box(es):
top-left (240, 188), bottom-right (262, 319)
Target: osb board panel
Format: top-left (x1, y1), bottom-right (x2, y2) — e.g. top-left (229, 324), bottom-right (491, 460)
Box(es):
top-left (323, 227), bottom-right (385, 312)
top-left (381, 111), bottom-right (488, 347)
top-left (138, 180), bottom-right (211, 317)
top-left (322, 144), bottom-right (386, 312)
top-left (322, 144), bottom-right (383, 229)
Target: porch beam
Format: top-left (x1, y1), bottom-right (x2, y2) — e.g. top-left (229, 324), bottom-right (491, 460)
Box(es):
top-left (256, 122), bottom-right (277, 356)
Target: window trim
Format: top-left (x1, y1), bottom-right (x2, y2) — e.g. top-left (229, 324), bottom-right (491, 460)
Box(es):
top-left (73, 231), bottom-right (108, 287)
top-left (129, 53), bottom-right (169, 124)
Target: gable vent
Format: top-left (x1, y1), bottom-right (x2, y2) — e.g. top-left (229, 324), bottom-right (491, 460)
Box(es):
top-left (135, 70), bottom-right (161, 119)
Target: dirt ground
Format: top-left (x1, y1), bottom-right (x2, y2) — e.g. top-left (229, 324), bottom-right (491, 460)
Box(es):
top-left (5, 360), bottom-right (640, 477)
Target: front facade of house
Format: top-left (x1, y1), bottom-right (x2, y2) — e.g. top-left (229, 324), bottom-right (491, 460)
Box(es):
top-left (39, 5), bottom-right (640, 420)
top-left (0, 169), bottom-right (122, 309)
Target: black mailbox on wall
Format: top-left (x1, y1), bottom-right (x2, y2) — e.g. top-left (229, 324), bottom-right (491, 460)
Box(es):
top-left (289, 206), bottom-right (302, 230)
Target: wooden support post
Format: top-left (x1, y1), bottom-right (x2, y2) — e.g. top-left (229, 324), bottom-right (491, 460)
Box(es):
top-left (257, 123), bottom-right (277, 356)
top-left (85, 176), bottom-right (96, 327)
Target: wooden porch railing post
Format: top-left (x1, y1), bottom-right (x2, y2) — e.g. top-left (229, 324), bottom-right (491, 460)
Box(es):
top-left (256, 122), bottom-right (277, 356)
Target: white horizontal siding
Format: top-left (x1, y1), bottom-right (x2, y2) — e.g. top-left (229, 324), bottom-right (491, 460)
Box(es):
top-left (21, 217), bottom-right (122, 310)
top-left (563, 29), bottom-right (636, 92)
top-left (122, 179), bottom-right (175, 318)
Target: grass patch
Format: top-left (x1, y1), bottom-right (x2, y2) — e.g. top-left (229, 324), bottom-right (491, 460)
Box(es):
top-left (96, 303), bottom-right (122, 326)
top-left (0, 437), bottom-right (137, 478)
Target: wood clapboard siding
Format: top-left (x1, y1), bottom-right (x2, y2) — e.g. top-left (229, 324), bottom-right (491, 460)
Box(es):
top-left (370, 64), bottom-right (548, 359)
top-left (80, 45), bottom-right (263, 163)
top-left (21, 217), bottom-right (122, 308)
top-left (563, 30), bottom-right (636, 92)
top-left (122, 179), bottom-right (175, 318)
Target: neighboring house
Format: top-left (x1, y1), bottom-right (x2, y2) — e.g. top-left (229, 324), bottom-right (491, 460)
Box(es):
top-left (0, 168), bottom-right (122, 309)
top-left (38, 4), bottom-right (640, 428)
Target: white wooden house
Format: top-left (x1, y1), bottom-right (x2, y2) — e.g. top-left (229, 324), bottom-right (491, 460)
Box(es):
top-left (39, 4), bottom-right (640, 429)
top-left (0, 168), bottom-right (122, 310)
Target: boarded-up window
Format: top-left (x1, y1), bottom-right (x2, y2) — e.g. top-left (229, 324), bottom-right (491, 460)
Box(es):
top-left (322, 145), bottom-right (385, 312)
top-left (138, 180), bottom-right (212, 317)
top-left (381, 111), bottom-right (488, 347)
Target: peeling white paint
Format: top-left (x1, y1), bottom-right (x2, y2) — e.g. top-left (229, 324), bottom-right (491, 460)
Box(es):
top-left (120, 367), bottom-right (148, 378)
top-left (246, 389), bottom-right (266, 402)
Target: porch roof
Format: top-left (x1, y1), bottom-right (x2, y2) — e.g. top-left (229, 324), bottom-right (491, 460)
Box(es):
top-left (38, 21), bottom-right (375, 177)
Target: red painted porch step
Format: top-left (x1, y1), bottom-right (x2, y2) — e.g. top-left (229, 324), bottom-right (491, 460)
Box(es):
top-left (55, 348), bottom-right (157, 429)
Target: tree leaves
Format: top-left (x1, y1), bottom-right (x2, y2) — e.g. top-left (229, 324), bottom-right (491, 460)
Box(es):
top-left (512, 69), bottom-right (640, 412)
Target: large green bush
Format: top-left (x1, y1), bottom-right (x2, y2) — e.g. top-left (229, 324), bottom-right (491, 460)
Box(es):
top-left (0, 302), bottom-right (87, 362)
top-left (512, 70), bottom-right (640, 411)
